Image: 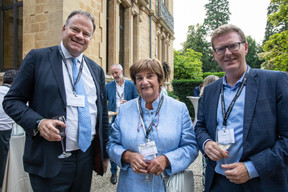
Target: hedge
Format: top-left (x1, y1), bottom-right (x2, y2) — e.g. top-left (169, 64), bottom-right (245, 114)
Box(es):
top-left (203, 71), bottom-right (225, 79)
top-left (171, 79), bottom-right (203, 120)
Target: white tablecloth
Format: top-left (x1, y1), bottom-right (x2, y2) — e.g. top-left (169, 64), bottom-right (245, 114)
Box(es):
top-left (186, 96), bottom-right (200, 127)
top-left (1, 133), bottom-right (32, 192)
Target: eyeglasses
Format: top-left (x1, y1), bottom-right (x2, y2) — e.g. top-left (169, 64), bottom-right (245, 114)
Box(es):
top-left (213, 42), bottom-right (245, 55)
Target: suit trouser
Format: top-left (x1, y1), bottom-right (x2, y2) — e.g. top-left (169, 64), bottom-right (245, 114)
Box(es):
top-left (210, 172), bottom-right (243, 192)
top-left (29, 146), bottom-right (93, 192)
top-left (0, 129), bottom-right (12, 187)
top-left (109, 119), bottom-right (117, 175)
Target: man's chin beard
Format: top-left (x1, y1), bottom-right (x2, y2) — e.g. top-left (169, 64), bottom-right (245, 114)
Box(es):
top-left (115, 77), bottom-right (123, 82)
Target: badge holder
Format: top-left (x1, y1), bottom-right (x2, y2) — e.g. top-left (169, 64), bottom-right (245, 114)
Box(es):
top-left (138, 140), bottom-right (158, 183)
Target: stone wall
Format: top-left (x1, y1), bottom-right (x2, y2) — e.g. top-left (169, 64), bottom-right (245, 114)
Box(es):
top-left (20, 0), bottom-right (174, 83)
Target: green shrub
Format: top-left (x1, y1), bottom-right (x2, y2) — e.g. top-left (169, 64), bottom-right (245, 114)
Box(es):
top-left (203, 71), bottom-right (225, 79)
top-left (171, 79), bottom-right (203, 119)
top-left (168, 91), bottom-right (179, 100)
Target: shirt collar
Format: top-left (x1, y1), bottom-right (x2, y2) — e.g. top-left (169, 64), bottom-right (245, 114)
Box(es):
top-left (140, 92), bottom-right (163, 111)
top-left (223, 66), bottom-right (248, 88)
top-left (1, 83), bottom-right (11, 88)
top-left (60, 41), bottom-right (83, 62)
top-left (115, 78), bottom-right (125, 87)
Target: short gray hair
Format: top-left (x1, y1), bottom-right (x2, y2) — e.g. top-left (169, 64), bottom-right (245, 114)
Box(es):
top-left (110, 64), bottom-right (123, 71)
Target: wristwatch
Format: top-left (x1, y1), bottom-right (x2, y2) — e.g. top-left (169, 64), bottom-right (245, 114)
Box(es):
top-left (33, 118), bottom-right (44, 136)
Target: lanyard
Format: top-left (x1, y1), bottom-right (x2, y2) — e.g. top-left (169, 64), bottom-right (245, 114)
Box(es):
top-left (116, 90), bottom-right (124, 99)
top-left (58, 45), bottom-right (84, 95)
top-left (116, 84), bottom-right (124, 99)
top-left (221, 67), bottom-right (250, 129)
top-left (137, 94), bottom-right (164, 141)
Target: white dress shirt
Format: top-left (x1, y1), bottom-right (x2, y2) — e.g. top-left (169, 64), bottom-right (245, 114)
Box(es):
top-left (116, 80), bottom-right (125, 113)
top-left (60, 42), bottom-right (97, 151)
top-left (0, 85), bottom-right (14, 131)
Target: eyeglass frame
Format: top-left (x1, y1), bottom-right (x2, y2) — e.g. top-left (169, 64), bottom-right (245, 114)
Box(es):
top-left (213, 41), bottom-right (246, 55)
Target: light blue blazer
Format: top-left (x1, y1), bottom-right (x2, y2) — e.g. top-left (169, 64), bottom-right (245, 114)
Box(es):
top-left (107, 94), bottom-right (199, 192)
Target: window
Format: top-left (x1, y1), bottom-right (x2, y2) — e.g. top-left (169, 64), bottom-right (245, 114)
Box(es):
top-left (119, 4), bottom-right (125, 71)
top-left (0, 0), bottom-right (23, 71)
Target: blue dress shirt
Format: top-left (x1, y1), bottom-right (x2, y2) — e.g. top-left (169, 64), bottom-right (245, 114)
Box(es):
top-left (215, 70), bottom-right (259, 179)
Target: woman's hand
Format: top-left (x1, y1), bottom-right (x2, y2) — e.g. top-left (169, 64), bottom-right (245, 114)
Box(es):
top-left (122, 151), bottom-right (148, 174)
top-left (146, 155), bottom-right (170, 176)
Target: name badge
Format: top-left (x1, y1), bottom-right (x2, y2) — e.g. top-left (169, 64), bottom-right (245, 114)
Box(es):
top-left (217, 129), bottom-right (235, 144)
top-left (138, 140), bottom-right (158, 158)
top-left (67, 94), bottom-right (85, 107)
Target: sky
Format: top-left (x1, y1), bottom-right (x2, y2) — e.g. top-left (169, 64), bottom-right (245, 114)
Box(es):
top-left (173, 0), bottom-right (271, 50)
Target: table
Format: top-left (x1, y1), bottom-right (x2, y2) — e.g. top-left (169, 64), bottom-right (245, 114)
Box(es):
top-left (1, 133), bottom-right (32, 192)
top-left (186, 96), bottom-right (200, 127)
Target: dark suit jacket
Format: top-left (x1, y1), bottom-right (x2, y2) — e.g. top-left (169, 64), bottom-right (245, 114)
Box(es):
top-left (195, 68), bottom-right (288, 191)
top-left (105, 80), bottom-right (138, 112)
top-left (3, 46), bottom-right (109, 177)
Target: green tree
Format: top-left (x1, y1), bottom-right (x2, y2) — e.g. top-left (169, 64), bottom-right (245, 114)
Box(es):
top-left (174, 49), bottom-right (203, 80)
top-left (261, 0), bottom-right (288, 72)
top-left (263, 1), bottom-right (281, 43)
top-left (182, 24), bottom-right (219, 72)
top-left (203, 0), bottom-right (231, 35)
top-left (246, 36), bottom-right (263, 69)
top-left (261, 31), bottom-right (288, 71)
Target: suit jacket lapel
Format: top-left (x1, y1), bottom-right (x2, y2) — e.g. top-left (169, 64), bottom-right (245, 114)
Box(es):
top-left (112, 81), bottom-right (116, 101)
top-left (84, 56), bottom-right (100, 102)
top-left (124, 80), bottom-right (129, 100)
top-left (210, 80), bottom-right (222, 140)
top-left (48, 46), bottom-right (66, 105)
top-left (243, 69), bottom-right (259, 143)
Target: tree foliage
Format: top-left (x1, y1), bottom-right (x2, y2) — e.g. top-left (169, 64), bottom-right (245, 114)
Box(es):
top-left (203, 0), bottom-right (231, 35)
top-left (261, 31), bottom-right (288, 71)
top-left (261, 0), bottom-right (288, 72)
top-left (174, 49), bottom-right (203, 80)
top-left (182, 24), bottom-right (219, 72)
top-left (246, 36), bottom-right (263, 69)
top-left (263, 1), bottom-right (281, 43)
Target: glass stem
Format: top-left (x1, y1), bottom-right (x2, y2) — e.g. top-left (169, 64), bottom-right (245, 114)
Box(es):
top-left (60, 140), bottom-right (66, 154)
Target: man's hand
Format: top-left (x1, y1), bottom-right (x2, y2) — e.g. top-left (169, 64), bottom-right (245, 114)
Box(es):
top-left (204, 140), bottom-right (229, 161)
top-left (38, 119), bottom-right (63, 141)
top-left (222, 162), bottom-right (250, 184)
top-left (120, 100), bottom-right (127, 104)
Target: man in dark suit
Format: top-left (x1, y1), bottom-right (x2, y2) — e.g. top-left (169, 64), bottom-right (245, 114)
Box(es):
top-left (106, 63), bottom-right (138, 184)
top-left (195, 24), bottom-right (288, 192)
top-left (3, 10), bottom-right (109, 192)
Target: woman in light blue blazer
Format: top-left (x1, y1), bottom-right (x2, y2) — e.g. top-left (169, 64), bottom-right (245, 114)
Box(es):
top-left (107, 58), bottom-right (198, 192)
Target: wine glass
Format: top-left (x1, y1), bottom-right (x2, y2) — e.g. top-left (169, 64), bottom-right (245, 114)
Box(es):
top-left (143, 154), bottom-right (157, 183)
top-left (216, 130), bottom-right (232, 165)
top-left (52, 116), bottom-right (71, 159)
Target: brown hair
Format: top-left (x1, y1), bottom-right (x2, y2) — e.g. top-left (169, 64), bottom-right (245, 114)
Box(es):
top-left (130, 58), bottom-right (164, 86)
top-left (211, 24), bottom-right (246, 49)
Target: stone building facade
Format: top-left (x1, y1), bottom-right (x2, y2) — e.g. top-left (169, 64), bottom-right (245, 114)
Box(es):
top-left (0, 0), bottom-right (174, 88)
